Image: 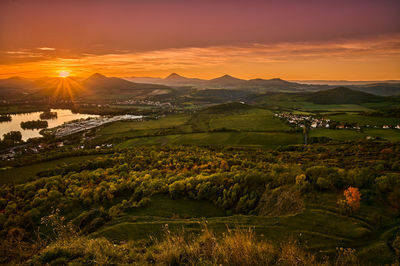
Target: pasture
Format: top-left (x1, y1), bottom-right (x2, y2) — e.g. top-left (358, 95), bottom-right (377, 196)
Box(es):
top-left (328, 114), bottom-right (400, 126)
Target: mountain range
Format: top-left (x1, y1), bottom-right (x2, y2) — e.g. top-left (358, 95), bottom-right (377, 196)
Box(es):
top-left (126, 73), bottom-right (400, 96)
top-left (0, 73), bottom-right (399, 103)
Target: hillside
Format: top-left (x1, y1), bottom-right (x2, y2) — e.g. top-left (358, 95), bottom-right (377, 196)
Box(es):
top-left (305, 87), bottom-right (386, 104)
top-left (1, 143), bottom-right (399, 264)
top-left (83, 73), bottom-right (170, 93)
top-left (0, 74), bottom-right (173, 102)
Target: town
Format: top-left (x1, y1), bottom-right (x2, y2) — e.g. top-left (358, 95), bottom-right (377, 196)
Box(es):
top-left (277, 113), bottom-right (400, 130)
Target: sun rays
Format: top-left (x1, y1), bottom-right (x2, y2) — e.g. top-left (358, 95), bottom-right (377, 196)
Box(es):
top-left (42, 76), bottom-right (86, 104)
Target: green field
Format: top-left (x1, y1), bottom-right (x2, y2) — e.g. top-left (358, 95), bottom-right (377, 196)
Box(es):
top-left (309, 128), bottom-right (400, 142)
top-left (259, 98), bottom-right (373, 112)
top-left (309, 129), bottom-right (365, 141)
top-left (116, 131), bottom-right (303, 148)
top-left (94, 103), bottom-right (400, 149)
top-left (328, 114), bottom-right (400, 126)
top-left (364, 129), bottom-right (400, 142)
top-left (98, 114), bottom-right (190, 135)
top-left (0, 154), bottom-right (106, 184)
top-left (94, 106), bottom-right (300, 147)
top-left (202, 108), bottom-right (291, 132)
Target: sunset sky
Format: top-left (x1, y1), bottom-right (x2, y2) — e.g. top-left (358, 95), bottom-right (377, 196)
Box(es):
top-left (0, 0), bottom-right (399, 80)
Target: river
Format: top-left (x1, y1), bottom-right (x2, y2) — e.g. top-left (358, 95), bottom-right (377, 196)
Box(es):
top-left (0, 109), bottom-right (99, 141)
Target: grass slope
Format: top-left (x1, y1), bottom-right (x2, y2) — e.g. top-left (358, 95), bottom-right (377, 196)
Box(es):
top-left (92, 193), bottom-right (396, 264)
top-left (116, 132), bottom-right (303, 148)
top-left (0, 155), bottom-right (104, 184)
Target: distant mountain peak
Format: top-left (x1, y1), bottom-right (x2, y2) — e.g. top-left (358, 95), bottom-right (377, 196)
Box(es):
top-left (220, 74), bottom-right (238, 79)
top-left (165, 73), bottom-right (184, 79)
top-left (212, 74), bottom-right (242, 81)
top-left (87, 73), bottom-right (107, 80)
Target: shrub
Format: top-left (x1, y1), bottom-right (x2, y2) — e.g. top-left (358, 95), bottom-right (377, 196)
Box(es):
top-left (344, 187), bottom-right (362, 212)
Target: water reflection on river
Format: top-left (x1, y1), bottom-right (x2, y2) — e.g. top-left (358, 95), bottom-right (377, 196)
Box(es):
top-left (0, 109), bottom-right (99, 141)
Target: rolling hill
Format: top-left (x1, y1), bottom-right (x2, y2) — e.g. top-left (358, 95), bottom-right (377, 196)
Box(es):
top-left (304, 87), bottom-right (386, 104)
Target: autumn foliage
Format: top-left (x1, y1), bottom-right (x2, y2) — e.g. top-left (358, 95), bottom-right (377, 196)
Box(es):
top-left (344, 187), bottom-right (361, 212)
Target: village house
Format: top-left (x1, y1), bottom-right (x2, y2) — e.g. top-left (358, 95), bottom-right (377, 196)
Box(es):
top-left (56, 141), bottom-right (64, 147)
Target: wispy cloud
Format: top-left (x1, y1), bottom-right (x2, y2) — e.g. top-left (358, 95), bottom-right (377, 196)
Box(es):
top-left (37, 47), bottom-right (56, 51)
top-left (6, 50), bottom-right (43, 58)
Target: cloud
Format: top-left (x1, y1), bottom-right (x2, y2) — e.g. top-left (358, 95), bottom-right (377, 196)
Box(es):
top-left (5, 50), bottom-right (43, 58)
top-left (37, 47), bottom-right (56, 51)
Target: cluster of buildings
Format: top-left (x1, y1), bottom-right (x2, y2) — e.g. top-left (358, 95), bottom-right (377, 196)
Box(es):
top-left (115, 99), bottom-right (173, 107)
top-left (276, 113), bottom-right (400, 130)
top-left (276, 113), bottom-right (331, 129)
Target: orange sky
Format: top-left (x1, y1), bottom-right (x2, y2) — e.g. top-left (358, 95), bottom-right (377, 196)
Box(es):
top-left (1, 36), bottom-right (399, 80)
top-left (1, 0), bottom-right (399, 80)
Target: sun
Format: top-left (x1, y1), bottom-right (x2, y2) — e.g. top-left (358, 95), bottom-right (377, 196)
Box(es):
top-left (59, 70), bottom-right (70, 78)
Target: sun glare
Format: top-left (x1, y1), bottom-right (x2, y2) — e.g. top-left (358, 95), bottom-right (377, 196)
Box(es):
top-left (59, 70), bottom-right (70, 78)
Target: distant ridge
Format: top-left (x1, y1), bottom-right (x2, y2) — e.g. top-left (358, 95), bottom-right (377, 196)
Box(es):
top-left (2, 73), bottom-right (400, 101)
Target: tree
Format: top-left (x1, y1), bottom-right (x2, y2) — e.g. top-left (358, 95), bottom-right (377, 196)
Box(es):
top-left (344, 187), bottom-right (361, 212)
top-left (3, 131), bottom-right (22, 142)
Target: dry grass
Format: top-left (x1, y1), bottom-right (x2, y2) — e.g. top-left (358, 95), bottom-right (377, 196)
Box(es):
top-left (28, 220), bottom-right (359, 265)
top-left (149, 225), bottom-right (325, 266)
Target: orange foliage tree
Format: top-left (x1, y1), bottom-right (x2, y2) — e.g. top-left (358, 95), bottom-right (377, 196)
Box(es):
top-left (344, 187), bottom-right (361, 212)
